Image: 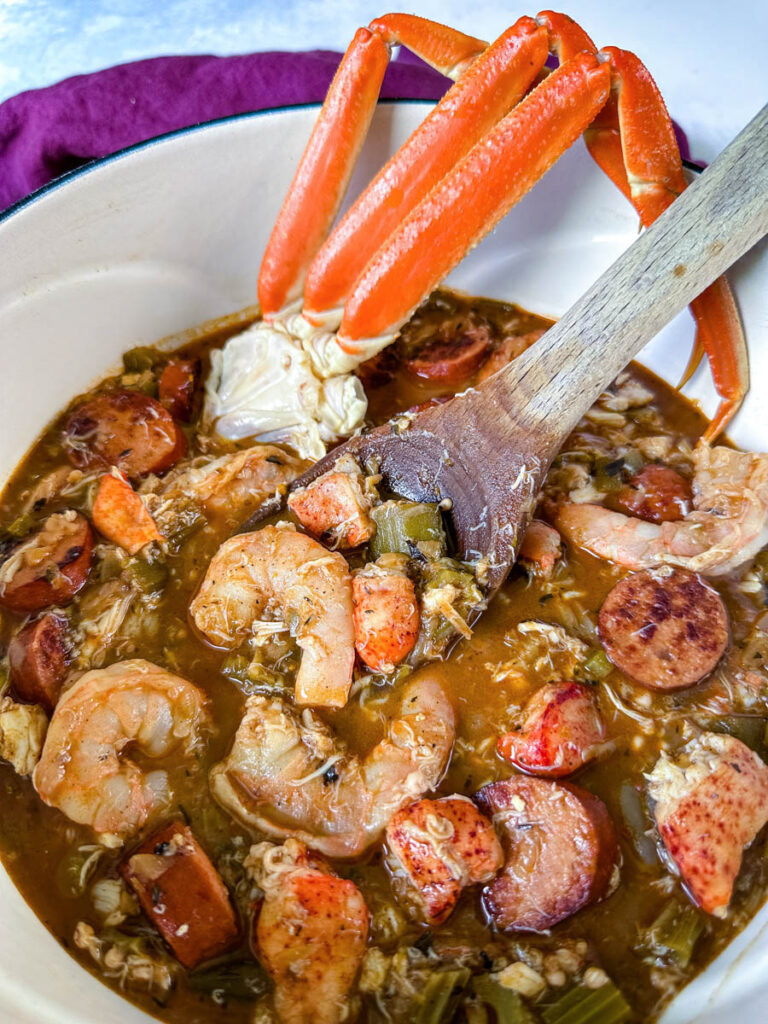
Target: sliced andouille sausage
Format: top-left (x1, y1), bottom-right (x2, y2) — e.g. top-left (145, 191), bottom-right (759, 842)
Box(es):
top-left (497, 682), bottom-right (608, 778)
top-left (385, 795), bottom-right (504, 925)
top-left (120, 820), bottom-right (239, 969)
top-left (0, 511), bottom-right (93, 614)
top-left (288, 457), bottom-right (374, 548)
top-left (352, 568), bottom-right (419, 673)
top-left (92, 472), bottom-right (163, 554)
top-left (8, 613), bottom-right (70, 713)
top-left (476, 776), bottom-right (619, 932)
top-left (475, 328), bottom-right (546, 384)
top-left (517, 520), bottom-right (562, 577)
top-left (404, 324), bottom-right (492, 384)
top-left (648, 733), bottom-right (768, 917)
top-left (598, 567), bottom-right (728, 690)
top-left (611, 465), bottom-right (692, 523)
top-left (158, 358), bottom-right (199, 421)
top-left (63, 390), bottom-right (186, 478)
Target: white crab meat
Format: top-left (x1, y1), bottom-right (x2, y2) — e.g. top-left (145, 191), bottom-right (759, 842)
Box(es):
top-left (203, 320), bottom-right (367, 460)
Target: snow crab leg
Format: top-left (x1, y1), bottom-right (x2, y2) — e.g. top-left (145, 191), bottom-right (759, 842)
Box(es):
top-left (256, 11), bottom-right (748, 443)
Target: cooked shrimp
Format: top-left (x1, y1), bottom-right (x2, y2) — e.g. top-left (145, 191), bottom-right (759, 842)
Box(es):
top-left (33, 660), bottom-right (208, 844)
top-left (557, 444), bottom-right (768, 576)
top-left (517, 519), bottom-right (562, 576)
top-left (190, 525), bottom-right (355, 707)
top-left (150, 444), bottom-right (303, 529)
top-left (210, 669), bottom-right (455, 857)
top-left (247, 839), bottom-right (369, 1024)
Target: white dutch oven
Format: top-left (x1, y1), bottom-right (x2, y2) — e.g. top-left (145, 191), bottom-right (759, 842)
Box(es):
top-left (0, 102), bottom-right (766, 1024)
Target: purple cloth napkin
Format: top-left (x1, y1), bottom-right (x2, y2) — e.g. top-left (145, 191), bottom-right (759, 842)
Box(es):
top-left (0, 50), bottom-right (449, 213)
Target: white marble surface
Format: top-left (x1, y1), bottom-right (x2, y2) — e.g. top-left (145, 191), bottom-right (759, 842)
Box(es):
top-left (0, 0), bottom-right (766, 162)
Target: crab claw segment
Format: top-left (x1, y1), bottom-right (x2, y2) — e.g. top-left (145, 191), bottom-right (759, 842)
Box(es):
top-left (536, 10), bottom-right (597, 61)
top-left (257, 28), bottom-right (388, 319)
top-left (584, 44), bottom-right (748, 440)
top-left (303, 17), bottom-right (549, 324)
top-left (337, 51), bottom-right (611, 347)
top-left (369, 14), bottom-right (487, 79)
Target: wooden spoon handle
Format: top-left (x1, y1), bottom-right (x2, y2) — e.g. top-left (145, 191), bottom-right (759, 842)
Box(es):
top-left (491, 102), bottom-right (768, 444)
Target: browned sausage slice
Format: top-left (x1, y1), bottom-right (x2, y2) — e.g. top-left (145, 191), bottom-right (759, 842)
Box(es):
top-left (63, 390), bottom-right (186, 477)
top-left (8, 613), bottom-right (70, 713)
top-left (0, 511), bottom-right (93, 614)
top-left (120, 821), bottom-right (239, 969)
top-left (497, 681), bottom-right (607, 777)
top-left (159, 359), bottom-right (199, 421)
top-left (611, 465), bottom-right (692, 523)
top-left (385, 796), bottom-right (504, 925)
top-left (598, 567), bottom-right (728, 690)
top-left (476, 777), bottom-right (619, 932)
top-left (404, 324), bottom-right (492, 384)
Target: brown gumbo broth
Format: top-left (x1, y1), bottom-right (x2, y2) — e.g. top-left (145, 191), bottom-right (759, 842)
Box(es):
top-left (1, 290), bottom-right (767, 1024)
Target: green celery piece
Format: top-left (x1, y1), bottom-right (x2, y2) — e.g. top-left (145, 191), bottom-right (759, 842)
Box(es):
top-left (583, 648), bottom-right (613, 680)
top-left (122, 345), bottom-right (163, 373)
top-left (644, 900), bottom-right (704, 968)
top-left (471, 974), bottom-right (539, 1022)
top-left (370, 500), bottom-right (446, 559)
top-left (127, 558), bottom-right (168, 594)
top-left (541, 982), bottom-right (631, 1024)
top-left (187, 959), bottom-right (271, 1000)
top-left (412, 968), bottom-right (471, 1024)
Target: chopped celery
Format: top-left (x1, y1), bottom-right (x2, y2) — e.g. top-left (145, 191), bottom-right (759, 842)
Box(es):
top-left (714, 715), bottom-right (767, 755)
top-left (6, 512), bottom-right (35, 538)
top-left (412, 968), bottom-right (471, 1024)
top-left (122, 345), bottom-right (163, 373)
top-left (541, 982), bottom-right (631, 1024)
top-left (187, 959), bottom-right (271, 1001)
top-left (471, 975), bottom-right (539, 1022)
top-left (583, 648), bottom-right (613, 680)
top-left (618, 783), bottom-right (658, 866)
top-left (643, 900), bottom-right (704, 968)
top-left (370, 500), bottom-right (446, 561)
top-left (464, 1003), bottom-right (490, 1024)
top-left (127, 558), bottom-right (168, 594)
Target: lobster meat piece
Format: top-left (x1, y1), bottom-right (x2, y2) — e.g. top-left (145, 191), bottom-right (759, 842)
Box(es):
top-left (256, 11), bottom-right (747, 441)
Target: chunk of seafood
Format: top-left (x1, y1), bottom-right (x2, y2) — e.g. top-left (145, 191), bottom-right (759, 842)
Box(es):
top-left (517, 520), bottom-right (562, 576)
top-left (33, 660), bottom-right (208, 843)
top-left (0, 697), bottom-right (48, 776)
top-left (647, 733), bottom-right (768, 916)
top-left (92, 472), bottom-right (163, 555)
top-left (352, 562), bottom-right (420, 673)
top-left (476, 777), bottom-right (619, 931)
top-left (153, 444), bottom-right (303, 526)
top-left (247, 838), bottom-right (369, 1024)
top-left (120, 821), bottom-right (239, 968)
top-left (385, 795), bottom-right (503, 925)
top-left (203, 321), bottom-right (366, 460)
top-left (190, 525), bottom-right (355, 708)
top-left (598, 568), bottom-right (729, 690)
top-left (288, 455), bottom-right (375, 548)
top-left (557, 444), bottom-right (768, 576)
top-left (210, 670), bottom-right (455, 857)
top-left (497, 681), bottom-right (608, 777)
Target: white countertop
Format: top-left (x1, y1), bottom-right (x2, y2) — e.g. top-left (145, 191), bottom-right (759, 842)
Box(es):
top-left (0, 0), bottom-right (765, 163)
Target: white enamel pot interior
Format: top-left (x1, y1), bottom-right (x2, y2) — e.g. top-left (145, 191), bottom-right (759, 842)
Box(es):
top-left (0, 101), bottom-right (767, 1024)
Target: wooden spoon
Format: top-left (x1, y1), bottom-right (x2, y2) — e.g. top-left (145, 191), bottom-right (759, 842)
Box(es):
top-left (244, 103), bottom-right (768, 596)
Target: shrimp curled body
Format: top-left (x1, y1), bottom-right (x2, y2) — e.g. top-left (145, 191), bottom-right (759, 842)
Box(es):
top-left (33, 659), bottom-right (208, 843)
top-left (190, 525), bottom-right (355, 708)
top-left (211, 669), bottom-right (455, 858)
top-left (557, 445), bottom-right (768, 576)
